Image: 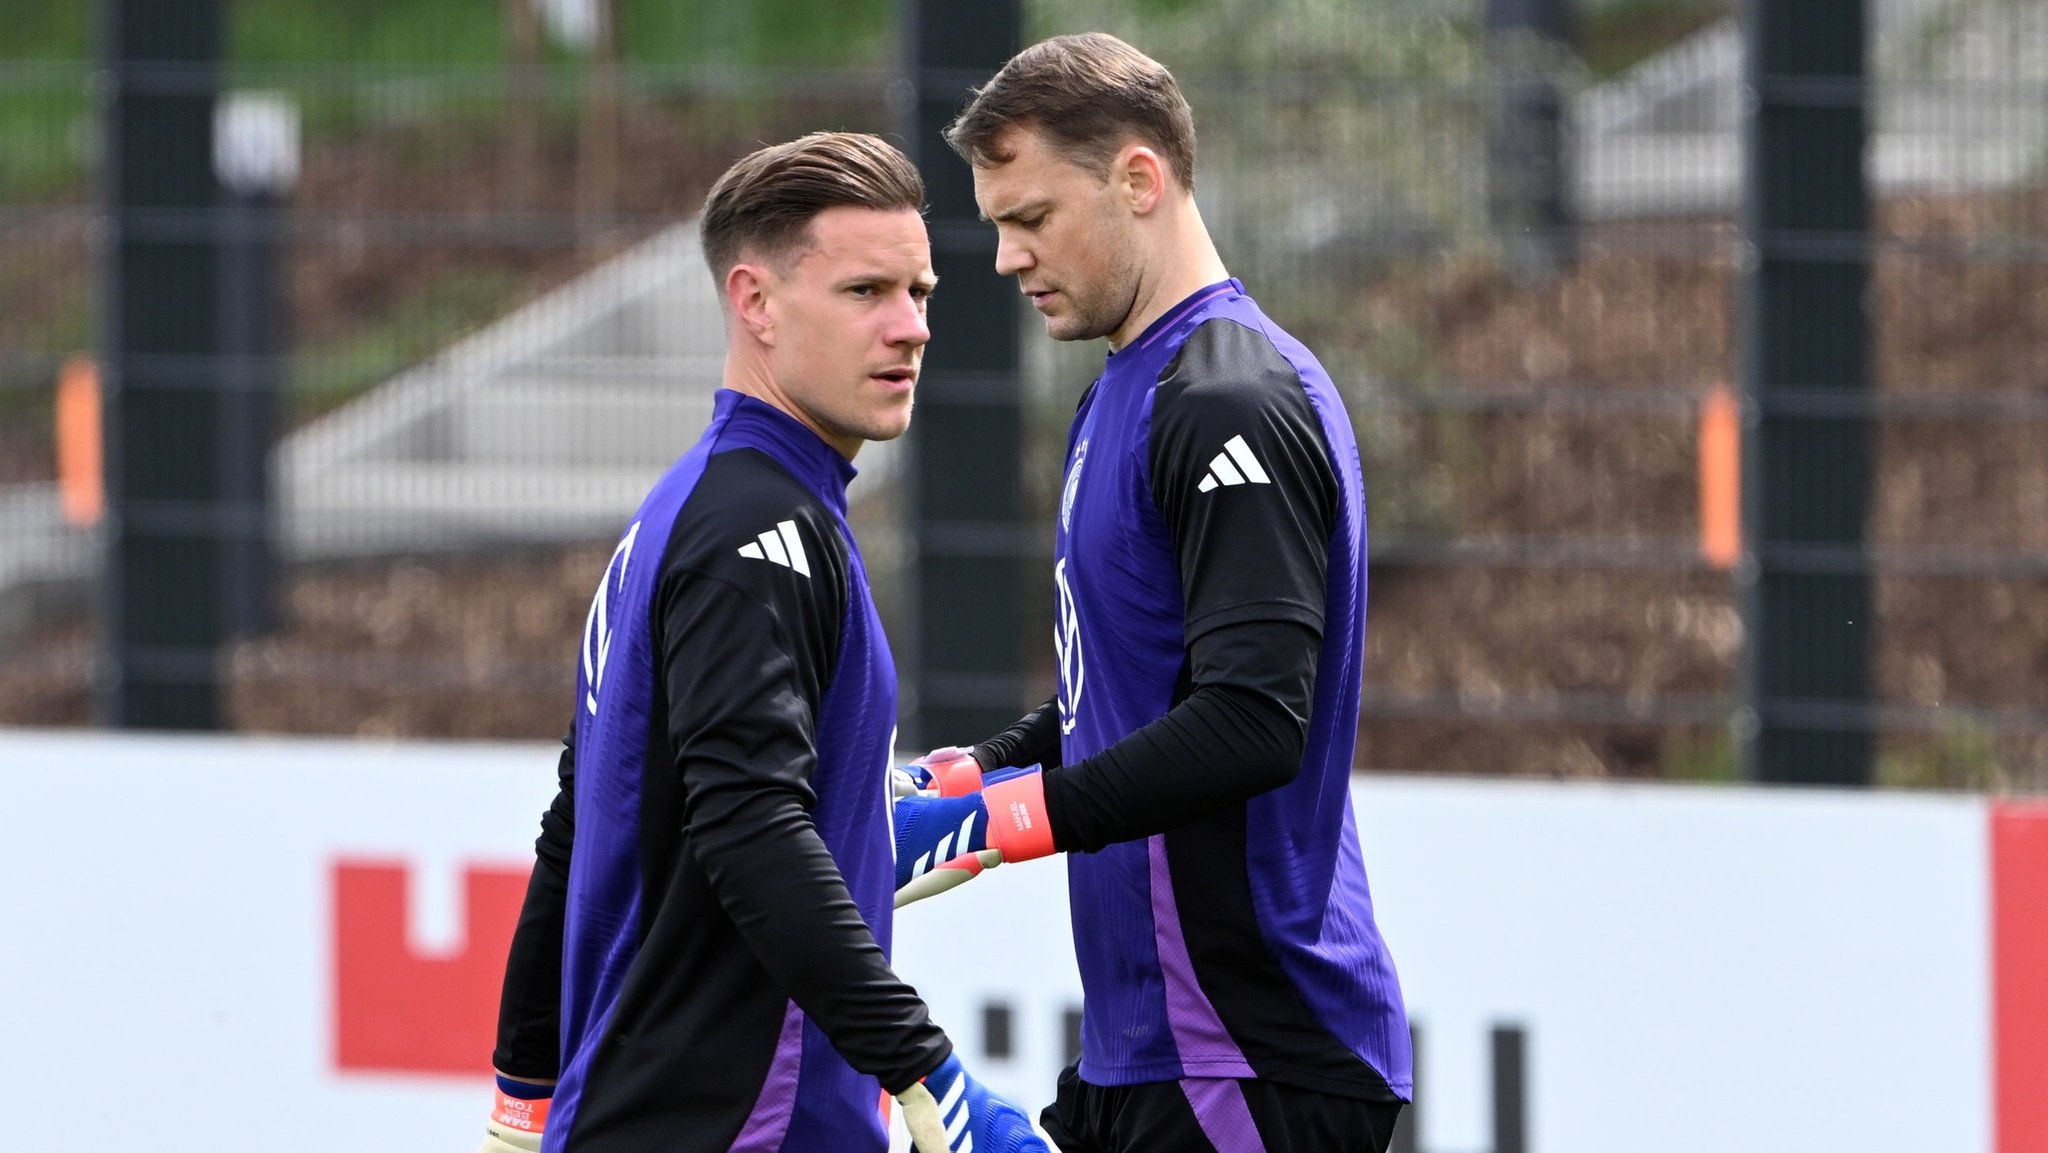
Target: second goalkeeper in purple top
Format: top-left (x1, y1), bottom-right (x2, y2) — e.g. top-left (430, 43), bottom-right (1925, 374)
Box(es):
top-left (893, 32), bottom-right (1413, 1153)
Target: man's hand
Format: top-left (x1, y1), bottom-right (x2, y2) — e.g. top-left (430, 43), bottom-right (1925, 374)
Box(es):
top-left (893, 747), bottom-right (997, 907)
top-left (892, 766), bottom-right (1057, 907)
top-left (894, 793), bottom-right (994, 893)
top-left (896, 1052), bottom-right (1049, 1153)
top-left (476, 1076), bottom-right (551, 1153)
top-left (897, 747), bottom-right (986, 797)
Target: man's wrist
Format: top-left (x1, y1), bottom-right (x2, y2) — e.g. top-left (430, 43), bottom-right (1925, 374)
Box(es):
top-left (490, 1073), bottom-right (554, 1135)
top-left (983, 770), bottom-right (1055, 861)
top-left (888, 1042), bottom-right (955, 1097)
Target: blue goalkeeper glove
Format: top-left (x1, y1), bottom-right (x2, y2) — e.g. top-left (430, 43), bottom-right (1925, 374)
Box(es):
top-left (894, 792), bottom-right (994, 895)
top-left (896, 1051), bottom-right (1049, 1153)
top-left (893, 766), bottom-right (1056, 907)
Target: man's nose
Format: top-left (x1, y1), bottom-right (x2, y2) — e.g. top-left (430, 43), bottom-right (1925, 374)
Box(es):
top-left (994, 231), bottom-right (1032, 277)
top-left (888, 291), bottom-right (931, 348)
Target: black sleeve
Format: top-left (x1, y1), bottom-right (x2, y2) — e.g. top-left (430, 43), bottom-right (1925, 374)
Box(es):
top-left (1044, 621), bottom-right (1320, 852)
top-left (1043, 320), bottom-right (1339, 854)
top-left (972, 696), bottom-right (1063, 772)
top-left (662, 555), bottom-right (948, 1094)
top-left (491, 727), bottom-right (576, 1080)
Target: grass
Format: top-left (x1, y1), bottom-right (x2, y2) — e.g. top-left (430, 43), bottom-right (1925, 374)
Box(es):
top-left (4, 1), bottom-right (892, 68)
top-left (0, 67), bottom-right (90, 199)
top-left (0, 0), bottom-right (894, 194)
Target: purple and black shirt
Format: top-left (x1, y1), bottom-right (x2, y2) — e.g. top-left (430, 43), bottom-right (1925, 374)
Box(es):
top-left (981, 280), bottom-right (1412, 1106)
top-left (493, 390), bottom-right (947, 1153)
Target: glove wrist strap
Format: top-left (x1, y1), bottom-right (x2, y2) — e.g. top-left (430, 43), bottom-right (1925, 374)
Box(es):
top-left (491, 1082), bottom-right (552, 1135)
top-left (984, 770), bottom-right (1055, 862)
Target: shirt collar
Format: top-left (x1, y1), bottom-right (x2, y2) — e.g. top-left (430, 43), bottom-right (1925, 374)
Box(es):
top-left (1116, 277), bottom-right (1245, 358)
top-left (711, 389), bottom-right (859, 515)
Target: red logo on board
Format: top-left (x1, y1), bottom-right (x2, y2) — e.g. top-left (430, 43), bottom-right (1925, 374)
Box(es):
top-left (331, 859), bottom-right (529, 1075)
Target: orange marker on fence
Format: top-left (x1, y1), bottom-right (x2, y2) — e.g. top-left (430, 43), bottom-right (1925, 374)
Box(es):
top-left (1699, 385), bottom-right (1740, 570)
top-left (56, 355), bottom-right (103, 527)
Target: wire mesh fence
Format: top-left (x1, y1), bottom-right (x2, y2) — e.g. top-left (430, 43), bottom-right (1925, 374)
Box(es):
top-left (1, 0), bottom-right (2043, 785)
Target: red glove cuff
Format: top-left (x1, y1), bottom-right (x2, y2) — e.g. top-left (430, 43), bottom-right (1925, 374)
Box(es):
top-left (983, 771), bottom-right (1055, 862)
top-left (491, 1085), bottom-right (552, 1135)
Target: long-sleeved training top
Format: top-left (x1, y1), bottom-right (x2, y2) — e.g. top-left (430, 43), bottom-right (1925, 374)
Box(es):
top-left (491, 388), bottom-right (948, 1153)
top-left (978, 279), bottom-right (1412, 1103)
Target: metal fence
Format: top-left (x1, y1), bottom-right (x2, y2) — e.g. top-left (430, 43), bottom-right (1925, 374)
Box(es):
top-left (1, 0), bottom-right (2043, 787)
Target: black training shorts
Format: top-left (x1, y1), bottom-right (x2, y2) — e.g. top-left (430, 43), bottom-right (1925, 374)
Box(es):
top-left (1040, 1063), bottom-right (1404, 1153)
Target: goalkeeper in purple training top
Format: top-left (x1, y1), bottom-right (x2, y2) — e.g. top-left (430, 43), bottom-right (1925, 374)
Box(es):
top-left (474, 132), bottom-right (1044, 1153)
top-left (891, 32), bottom-right (1412, 1153)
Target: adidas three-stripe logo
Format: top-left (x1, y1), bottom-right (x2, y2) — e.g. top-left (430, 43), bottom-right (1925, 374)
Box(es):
top-left (936, 1070), bottom-right (972, 1152)
top-left (906, 812), bottom-right (984, 884)
top-left (736, 519), bottom-right (811, 577)
top-left (1196, 434), bottom-right (1271, 492)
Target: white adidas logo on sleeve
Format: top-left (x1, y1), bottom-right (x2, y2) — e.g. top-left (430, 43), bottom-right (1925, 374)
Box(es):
top-left (1196, 434), bottom-right (1272, 492)
top-left (736, 519), bottom-right (812, 577)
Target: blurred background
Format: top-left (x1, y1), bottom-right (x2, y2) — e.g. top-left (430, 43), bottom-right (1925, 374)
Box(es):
top-left (6, 5), bottom-right (2048, 1151)
top-left (2, 0), bottom-right (2045, 790)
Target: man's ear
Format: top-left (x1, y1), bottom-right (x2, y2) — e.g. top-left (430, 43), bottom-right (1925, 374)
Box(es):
top-left (727, 263), bottom-right (775, 345)
top-left (1119, 145), bottom-right (1167, 216)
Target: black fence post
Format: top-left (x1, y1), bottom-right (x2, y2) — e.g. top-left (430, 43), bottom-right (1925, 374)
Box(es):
top-left (897, 1), bottom-right (1029, 747)
top-left (1485, 0), bottom-right (1578, 284)
top-left (215, 94), bottom-right (296, 639)
top-left (1740, 0), bottom-right (1873, 785)
top-left (99, 0), bottom-right (225, 728)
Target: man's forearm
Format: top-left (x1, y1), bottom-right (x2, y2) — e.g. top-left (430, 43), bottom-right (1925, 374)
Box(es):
top-left (1042, 617), bottom-right (1320, 853)
top-left (689, 787), bottom-right (950, 1093)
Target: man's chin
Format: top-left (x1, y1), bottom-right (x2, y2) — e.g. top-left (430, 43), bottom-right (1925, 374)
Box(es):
top-left (865, 409), bottom-right (914, 444)
top-left (1044, 315), bottom-right (1107, 343)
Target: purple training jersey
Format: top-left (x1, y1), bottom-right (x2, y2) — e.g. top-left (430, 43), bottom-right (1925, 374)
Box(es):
top-left (1053, 280), bottom-right (1412, 1101)
top-left (510, 390), bottom-right (941, 1153)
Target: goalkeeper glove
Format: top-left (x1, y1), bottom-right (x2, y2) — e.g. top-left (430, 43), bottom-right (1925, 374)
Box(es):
top-left (894, 792), bottom-right (995, 894)
top-left (892, 767), bottom-right (1055, 907)
top-left (896, 1051), bottom-right (1049, 1153)
top-left (896, 746), bottom-right (987, 797)
top-left (476, 1075), bottom-right (551, 1153)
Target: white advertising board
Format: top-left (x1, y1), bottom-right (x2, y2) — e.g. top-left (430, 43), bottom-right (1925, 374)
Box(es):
top-left (0, 730), bottom-right (2016, 1153)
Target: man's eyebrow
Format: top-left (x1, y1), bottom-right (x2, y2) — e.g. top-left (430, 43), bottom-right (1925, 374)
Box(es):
top-left (835, 270), bottom-right (941, 290)
top-left (984, 199), bottom-right (1049, 224)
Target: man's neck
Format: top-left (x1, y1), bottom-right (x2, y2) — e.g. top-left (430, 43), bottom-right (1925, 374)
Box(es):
top-left (1109, 202), bottom-right (1229, 351)
top-left (721, 355), bottom-right (861, 460)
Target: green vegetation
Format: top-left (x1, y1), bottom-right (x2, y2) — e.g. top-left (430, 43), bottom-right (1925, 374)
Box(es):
top-left (1576, 0), bottom-right (1730, 79)
top-left (1660, 728), bottom-right (1739, 783)
top-left (0, 0), bottom-right (893, 195)
top-left (0, 80), bottom-right (89, 198)
top-left (1, 0), bottom-right (898, 411)
top-left (3, 1), bottom-right (893, 68)
top-left (620, 0), bottom-right (891, 70)
top-left (0, 5), bottom-right (89, 58)
top-left (288, 265), bottom-right (531, 420)
top-left (1877, 723), bottom-right (2009, 793)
